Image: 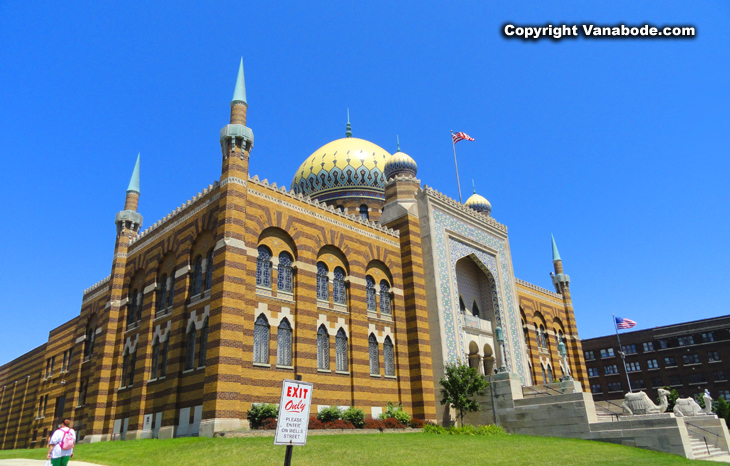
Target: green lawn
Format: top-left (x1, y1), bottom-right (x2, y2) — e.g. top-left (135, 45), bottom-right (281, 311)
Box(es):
top-left (0, 433), bottom-right (701, 466)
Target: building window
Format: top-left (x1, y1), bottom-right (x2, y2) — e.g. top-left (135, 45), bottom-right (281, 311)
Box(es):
top-left (204, 249), bottom-right (214, 292)
top-left (719, 390), bottom-right (730, 401)
top-left (151, 337), bottom-right (160, 379)
top-left (369, 334), bottom-right (379, 375)
top-left (199, 318), bottom-right (208, 368)
top-left (459, 297), bottom-right (466, 313)
top-left (604, 365), bottom-right (619, 375)
top-left (600, 348), bottom-right (615, 358)
top-left (256, 246), bottom-right (272, 288)
top-left (160, 339), bottom-right (169, 378)
top-left (647, 359), bottom-right (659, 369)
top-left (701, 332), bottom-right (714, 343)
top-left (626, 362), bottom-right (641, 372)
top-left (708, 351), bottom-right (721, 362)
top-left (547, 365), bottom-right (554, 383)
top-left (651, 377), bottom-right (664, 388)
top-left (658, 339), bottom-right (669, 349)
top-left (185, 324), bottom-right (196, 371)
top-left (156, 274), bottom-right (168, 314)
top-left (471, 302), bottom-right (480, 317)
top-left (588, 367), bottom-right (599, 377)
top-left (607, 382), bottom-right (622, 392)
top-left (336, 328), bottom-right (348, 372)
top-left (664, 356), bottom-right (677, 367)
top-left (84, 323), bottom-right (96, 359)
top-left (192, 255), bottom-right (203, 296)
top-left (631, 379), bottom-right (646, 390)
top-left (682, 354), bottom-right (700, 365)
top-left (380, 280), bottom-right (392, 315)
top-left (591, 384), bottom-right (602, 394)
top-left (122, 348), bottom-right (136, 387)
top-left (277, 252), bottom-right (293, 293)
top-left (541, 364), bottom-right (547, 384)
top-left (333, 267), bottom-right (347, 305)
top-left (688, 373), bottom-right (707, 385)
top-left (384, 336), bottom-right (395, 376)
top-left (621, 344), bottom-right (637, 354)
top-left (253, 314), bottom-right (270, 364)
top-left (714, 371), bottom-right (727, 382)
top-left (61, 349), bottom-right (72, 372)
top-left (584, 351), bottom-right (595, 360)
top-left (539, 326), bottom-right (548, 351)
top-left (277, 318), bottom-right (292, 366)
top-left (317, 325), bottom-right (330, 370)
top-left (316, 262), bottom-right (328, 301)
top-left (359, 204), bottom-right (369, 221)
top-left (366, 276), bottom-right (376, 311)
top-left (167, 275), bottom-right (175, 309)
top-left (643, 342), bottom-right (654, 352)
top-left (669, 375), bottom-right (682, 386)
top-left (678, 335), bottom-right (695, 346)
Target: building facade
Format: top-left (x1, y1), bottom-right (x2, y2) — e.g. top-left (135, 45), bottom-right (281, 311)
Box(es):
top-left (582, 315), bottom-right (730, 403)
top-left (0, 60), bottom-right (586, 448)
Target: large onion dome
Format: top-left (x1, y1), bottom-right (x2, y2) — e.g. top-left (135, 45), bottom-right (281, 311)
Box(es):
top-left (383, 138), bottom-right (417, 180)
top-left (465, 182), bottom-right (491, 216)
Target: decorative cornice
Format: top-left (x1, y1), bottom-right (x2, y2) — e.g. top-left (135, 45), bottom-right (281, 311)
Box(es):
top-left (82, 276), bottom-right (111, 302)
top-left (422, 186), bottom-right (507, 234)
top-left (515, 278), bottom-right (563, 300)
top-left (220, 176), bottom-right (247, 188)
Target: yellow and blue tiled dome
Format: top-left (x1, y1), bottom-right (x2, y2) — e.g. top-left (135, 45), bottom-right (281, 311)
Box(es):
top-left (383, 139), bottom-right (417, 180)
top-left (291, 133), bottom-right (391, 202)
top-left (465, 183), bottom-right (491, 216)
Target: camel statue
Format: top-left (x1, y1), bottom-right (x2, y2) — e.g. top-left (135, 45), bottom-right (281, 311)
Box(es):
top-left (674, 391), bottom-right (713, 417)
top-left (623, 388), bottom-right (670, 415)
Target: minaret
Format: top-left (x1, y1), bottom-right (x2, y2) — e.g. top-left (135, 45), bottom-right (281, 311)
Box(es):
top-left (116, 154), bottom-right (143, 234)
top-left (220, 57), bottom-right (254, 177)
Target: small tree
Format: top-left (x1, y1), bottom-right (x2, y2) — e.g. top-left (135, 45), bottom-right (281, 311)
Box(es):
top-left (715, 397), bottom-right (729, 421)
top-left (438, 362), bottom-right (489, 426)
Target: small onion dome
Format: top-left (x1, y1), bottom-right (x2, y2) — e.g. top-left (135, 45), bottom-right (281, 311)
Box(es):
top-left (465, 192), bottom-right (492, 216)
top-left (384, 151), bottom-right (418, 180)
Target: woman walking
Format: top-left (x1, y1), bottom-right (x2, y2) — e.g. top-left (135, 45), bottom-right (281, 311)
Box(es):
top-left (47, 418), bottom-right (75, 466)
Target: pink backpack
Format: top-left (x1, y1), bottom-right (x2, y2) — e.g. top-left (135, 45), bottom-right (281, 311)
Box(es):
top-left (59, 428), bottom-right (74, 450)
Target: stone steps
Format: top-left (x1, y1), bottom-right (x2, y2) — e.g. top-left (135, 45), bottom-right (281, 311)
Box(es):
top-left (689, 434), bottom-right (727, 459)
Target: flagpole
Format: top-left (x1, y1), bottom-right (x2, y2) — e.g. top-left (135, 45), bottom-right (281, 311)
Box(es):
top-left (450, 130), bottom-right (463, 203)
top-left (613, 313), bottom-right (632, 393)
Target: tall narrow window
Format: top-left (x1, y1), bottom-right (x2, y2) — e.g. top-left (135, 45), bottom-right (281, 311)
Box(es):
top-left (128, 290), bottom-right (138, 327)
top-left (384, 336), bottom-right (395, 376)
top-left (541, 364), bottom-right (547, 384)
top-left (369, 334), bottom-right (379, 375)
top-left (127, 349), bottom-right (136, 387)
top-left (256, 246), bottom-right (272, 287)
top-left (359, 204), bottom-right (369, 221)
top-left (167, 275), bottom-right (175, 309)
top-left (253, 314), bottom-right (270, 364)
top-left (136, 290), bottom-right (144, 322)
top-left (472, 301), bottom-right (480, 317)
top-left (156, 275), bottom-right (167, 314)
top-left (379, 280), bottom-right (391, 315)
top-left (547, 364), bottom-right (554, 383)
top-left (84, 323), bottom-right (95, 358)
top-left (366, 276), bottom-right (376, 311)
top-left (151, 336), bottom-right (160, 379)
top-left (540, 326), bottom-right (548, 350)
top-left (333, 267), bottom-right (346, 304)
top-left (317, 325), bottom-right (330, 370)
top-left (336, 328), bottom-right (348, 372)
top-left (160, 338), bottom-right (169, 377)
top-left (316, 262), bottom-right (329, 301)
top-left (204, 249), bottom-right (214, 292)
top-left (185, 324), bottom-right (196, 371)
top-left (277, 318), bottom-right (293, 366)
top-left (192, 255), bottom-right (203, 296)
top-left (122, 350), bottom-right (129, 386)
top-left (459, 296), bottom-right (466, 313)
top-left (199, 318), bottom-right (209, 368)
top-left (277, 252), bottom-right (293, 293)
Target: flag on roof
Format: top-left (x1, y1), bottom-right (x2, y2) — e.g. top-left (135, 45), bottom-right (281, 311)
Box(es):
top-left (452, 132), bottom-right (474, 144)
top-left (615, 316), bottom-right (637, 329)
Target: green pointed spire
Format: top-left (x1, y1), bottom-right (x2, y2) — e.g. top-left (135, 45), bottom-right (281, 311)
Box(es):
top-left (472, 179), bottom-right (476, 194)
top-left (231, 57), bottom-right (247, 104)
top-left (345, 108), bottom-right (352, 138)
top-left (127, 153), bottom-right (140, 194)
top-left (396, 135), bottom-right (401, 152)
top-left (551, 234), bottom-right (561, 262)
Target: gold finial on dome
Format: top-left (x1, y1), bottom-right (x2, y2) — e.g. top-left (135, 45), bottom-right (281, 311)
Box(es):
top-left (346, 109), bottom-right (352, 138)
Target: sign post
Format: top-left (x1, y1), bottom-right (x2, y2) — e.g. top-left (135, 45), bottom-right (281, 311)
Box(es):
top-left (274, 379), bottom-right (313, 466)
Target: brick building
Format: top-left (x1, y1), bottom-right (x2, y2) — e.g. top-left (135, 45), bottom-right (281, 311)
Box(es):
top-left (0, 59), bottom-right (587, 448)
top-left (582, 315), bottom-right (730, 403)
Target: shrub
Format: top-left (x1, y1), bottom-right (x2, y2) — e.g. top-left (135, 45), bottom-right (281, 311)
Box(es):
top-left (378, 401), bottom-right (411, 425)
top-left (422, 424), bottom-right (505, 436)
top-left (449, 425), bottom-right (478, 435)
top-left (475, 425), bottom-right (506, 436)
top-left (247, 403), bottom-right (279, 429)
top-left (317, 406), bottom-right (342, 422)
top-left (409, 418), bottom-right (425, 428)
top-left (341, 407), bottom-right (366, 428)
top-left (325, 419), bottom-right (355, 429)
top-left (422, 424), bottom-right (447, 434)
top-left (363, 418), bottom-right (385, 430)
top-left (308, 415), bottom-right (325, 430)
top-left (260, 418), bottom-right (278, 430)
top-left (382, 417), bottom-right (406, 429)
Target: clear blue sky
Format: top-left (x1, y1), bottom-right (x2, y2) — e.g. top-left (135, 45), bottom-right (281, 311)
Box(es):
top-left (1, 1), bottom-right (728, 364)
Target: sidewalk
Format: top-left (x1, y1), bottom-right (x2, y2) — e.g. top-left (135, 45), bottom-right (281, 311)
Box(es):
top-left (0, 461), bottom-right (106, 466)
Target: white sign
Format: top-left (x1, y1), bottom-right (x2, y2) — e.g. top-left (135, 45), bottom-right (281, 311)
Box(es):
top-left (274, 379), bottom-right (313, 446)
top-left (142, 414), bottom-right (153, 431)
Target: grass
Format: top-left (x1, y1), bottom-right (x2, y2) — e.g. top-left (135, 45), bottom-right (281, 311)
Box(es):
top-left (0, 433), bottom-right (700, 466)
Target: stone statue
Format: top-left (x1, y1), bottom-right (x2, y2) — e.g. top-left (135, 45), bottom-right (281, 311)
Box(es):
top-left (623, 388), bottom-right (670, 415)
top-left (703, 389), bottom-right (714, 415)
top-left (674, 391), bottom-right (713, 417)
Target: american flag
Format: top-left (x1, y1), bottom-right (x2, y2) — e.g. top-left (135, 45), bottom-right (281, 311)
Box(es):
top-left (452, 132), bottom-right (474, 144)
top-left (615, 316), bottom-right (637, 329)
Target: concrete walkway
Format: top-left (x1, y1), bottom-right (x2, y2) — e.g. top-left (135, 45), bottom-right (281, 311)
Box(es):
top-left (0, 460), bottom-right (106, 466)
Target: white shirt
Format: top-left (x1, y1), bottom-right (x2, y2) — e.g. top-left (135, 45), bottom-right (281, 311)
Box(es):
top-left (49, 427), bottom-right (75, 458)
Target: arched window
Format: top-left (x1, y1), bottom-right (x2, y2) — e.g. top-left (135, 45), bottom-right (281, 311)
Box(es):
top-left (359, 205), bottom-right (369, 220)
top-left (122, 349), bottom-right (129, 386)
top-left (459, 296), bottom-right (466, 313)
top-left (137, 290), bottom-right (144, 322)
top-left (84, 322), bottom-right (96, 358)
top-left (333, 267), bottom-right (346, 304)
top-left (192, 255), bottom-right (203, 296)
top-left (379, 280), bottom-right (391, 315)
top-left (316, 262), bottom-right (329, 301)
top-left (185, 324), bottom-right (196, 371)
top-left (167, 275), bottom-right (175, 309)
top-left (336, 328), bottom-right (348, 372)
top-left (160, 338), bottom-right (169, 377)
top-left (204, 249), bottom-right (214, 292)
top-left (151, 336), bottom-right (160, 379)
top-left (156, 275), bottom-right (167, 314)
top-left (547, 364), bottom-right (554, 383)
top-left (366, 276), bottom-right (376, 311)
top-left (126, 348), bottom-right (136, 387)
top-left (540, 325), bottom-right (548, 350)
top-left (541, 364), bottom-right (547, 384)
top-left (277, 252), bottom-right (293, 293)
top-left (317, 325), bottom-right (330, 370)
top-left (128, 289), bottom-right (138, 328)
top-left (384, 336), bottom-right (395, 376)
top-left (369, 334), bottom-right (379, 375)
top-left (199, 318), bottom-right (209, 368)
top-left (277, 318), bottom-right (293, 366)
top-left (256, 246), bottom-right (272, 288)
top-left (253, 314), bottom-right (270, 364)
top-left (472, 301), bottom-right (480, 317)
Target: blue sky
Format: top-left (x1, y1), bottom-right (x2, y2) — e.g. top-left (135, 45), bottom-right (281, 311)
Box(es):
top-left (1, 1), bottom-right (728, 364)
